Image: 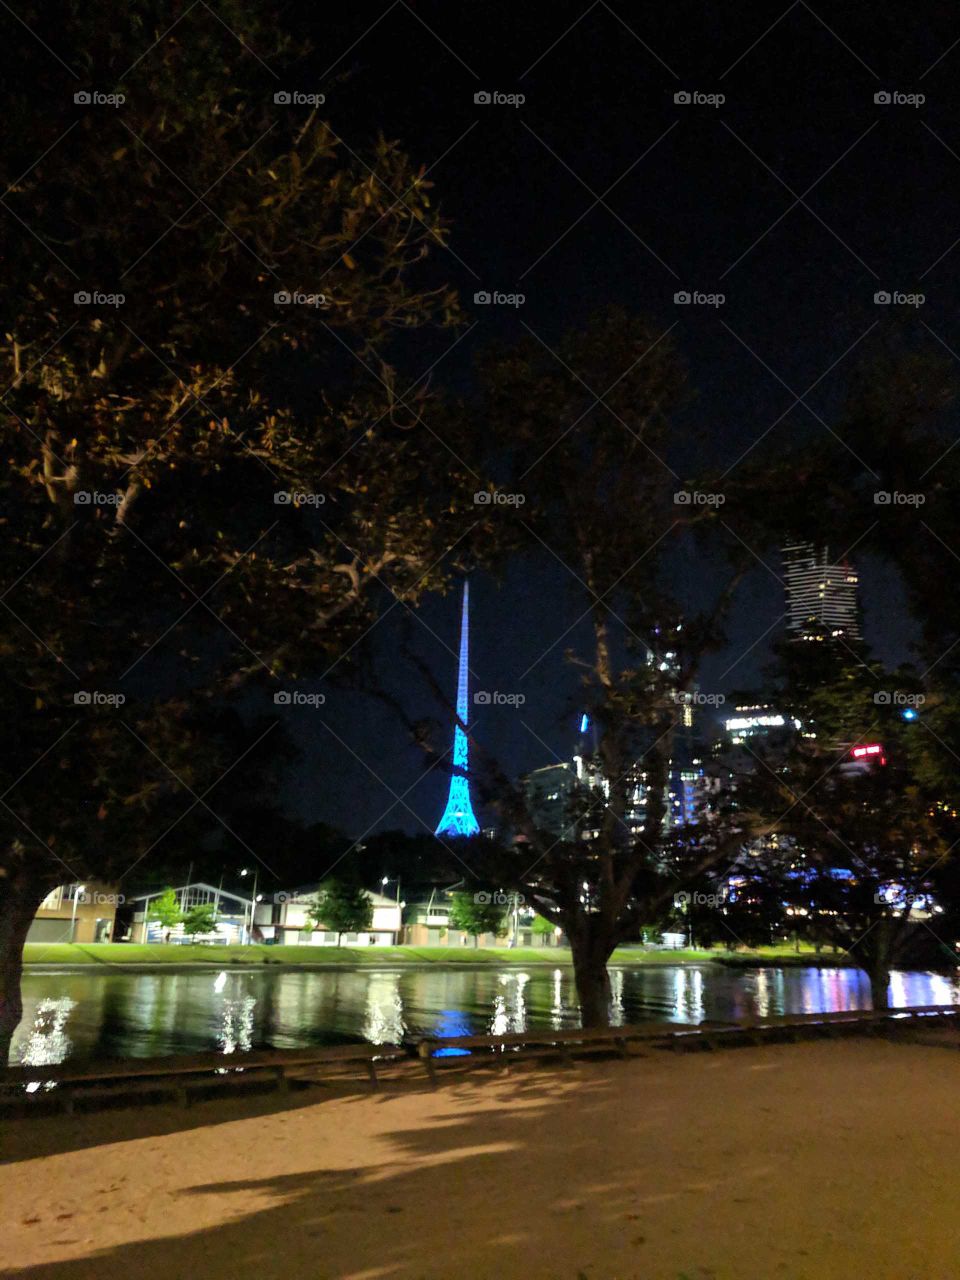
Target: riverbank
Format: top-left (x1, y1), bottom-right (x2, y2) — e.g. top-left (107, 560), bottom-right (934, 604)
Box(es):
top-left (4, 1037), bottom-right (955, 1278)
top-left (22, 941), bottom-right (852, 971)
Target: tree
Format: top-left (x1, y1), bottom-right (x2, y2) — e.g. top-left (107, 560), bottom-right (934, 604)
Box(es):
top-left (181, 903), bottom-right (219, 940)
top-left (146, 888), bottom-right (183, 944)
top-left (448, 891), bottom-right (505, 947)
top-left (531, 914), bottom-right (555, 943)
top-left (744, 641), bottom-right (958, 1008)
top-left (0, 3), bottom-right (470, 1057)
top-left (402, 311), bottom-right (758, 1024)
top-left (308, 881), bottom-right (373, 946)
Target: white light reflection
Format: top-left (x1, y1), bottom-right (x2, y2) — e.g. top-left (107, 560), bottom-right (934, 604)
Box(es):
top-left (20, 996), bottom-right (76, 1092)
top-left (609, 969), bottom-right (625, 1026)
top-left (490, 972), bottom-right (528, 1035)
top-left (218, 995), bottom-right (255, 1055)
top-left (551, 968), bottom-right (565, 1029)
top-left (362, 972), bottom-right (404, 1044)
top-left (671, 967), bottom-right (704, 1023)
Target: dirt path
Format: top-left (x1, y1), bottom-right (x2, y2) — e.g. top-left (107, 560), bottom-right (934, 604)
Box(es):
top-left (3, 1038), bottom-right (958, 1279)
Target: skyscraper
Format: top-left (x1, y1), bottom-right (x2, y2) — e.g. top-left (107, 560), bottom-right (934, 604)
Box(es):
top-left (434, 580), bottom-right (481, 838)
top-left (782, 541), bottom-right (860, 641)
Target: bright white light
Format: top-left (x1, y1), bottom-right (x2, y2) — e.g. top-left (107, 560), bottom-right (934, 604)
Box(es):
top-left (725, 715), bottom-right (785, 732)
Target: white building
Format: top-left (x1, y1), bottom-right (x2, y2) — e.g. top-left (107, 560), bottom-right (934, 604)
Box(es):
top-left (254, 888), bottom-right (402, 946)
top-left (128, 883), bottom-right (253, 944)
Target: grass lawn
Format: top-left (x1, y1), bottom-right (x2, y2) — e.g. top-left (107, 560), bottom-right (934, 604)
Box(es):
top-left (21, 941), bottom-right (851, 967)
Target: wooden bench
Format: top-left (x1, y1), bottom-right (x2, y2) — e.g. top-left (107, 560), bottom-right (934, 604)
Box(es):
top-left (412, 1021), bottom-right (713, 1084)
top-left (412, 1005), bottom-right (960, 1080)
top-left (1, 1042), bottom-right (406, 1112)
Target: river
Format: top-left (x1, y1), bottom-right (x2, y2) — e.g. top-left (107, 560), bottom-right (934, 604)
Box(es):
top-left (12, 964), bottom-right (960, 1067)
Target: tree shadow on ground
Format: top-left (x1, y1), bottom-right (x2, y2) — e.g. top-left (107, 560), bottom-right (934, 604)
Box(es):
top-left (0, 1052), bottom-right (620, 1164)
top-left (9, 1065), bottom-right (675, 1280)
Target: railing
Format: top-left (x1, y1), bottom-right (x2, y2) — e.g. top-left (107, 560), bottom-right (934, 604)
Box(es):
top-left (3, 1004), bottom-right (957, 1112)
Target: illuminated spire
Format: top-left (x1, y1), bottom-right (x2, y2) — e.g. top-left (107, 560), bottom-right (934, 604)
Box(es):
top-left (435, 580), bottom-right (480, 837)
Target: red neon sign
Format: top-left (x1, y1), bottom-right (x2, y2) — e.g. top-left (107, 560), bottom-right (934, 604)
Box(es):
top-left (851, 743), bottom-right (886, 764)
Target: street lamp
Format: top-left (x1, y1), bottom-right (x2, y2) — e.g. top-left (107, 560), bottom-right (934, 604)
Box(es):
top-left (382, 876), bottom-right (402, 944)
top-left (70, 885), bottom-right (86, 942)
top-left (239, 867), bottom-right (259, 944)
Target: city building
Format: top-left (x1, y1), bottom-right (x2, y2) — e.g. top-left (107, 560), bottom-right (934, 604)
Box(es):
top-left (128, 883), bottom-right (254, 944)
top-left (254, 887), bottom-right (402, 946)
top-left (403, 889), bottom-right (561, 948)
top-left (722, 705), bottom-right (795, 746)
top-left (27, 882), bottom-right (119, 944)
top-left (524, 762), bottom-right (578, 838)
top-left (783, 541), bottom-right (860, 640)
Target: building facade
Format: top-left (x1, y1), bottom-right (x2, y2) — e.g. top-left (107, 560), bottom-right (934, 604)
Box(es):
top-left (254, 888), bottom-right (402, 946)
top-left (128, 883), bottom-right (253, 944)
top-left (783, 541), bottom-right (860, 640)
top-left (27, 882), bottom-right (119, 944)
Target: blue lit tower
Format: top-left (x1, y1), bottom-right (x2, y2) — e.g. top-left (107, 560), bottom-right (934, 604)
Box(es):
top-left (435, 580), bottom-right (480, 837)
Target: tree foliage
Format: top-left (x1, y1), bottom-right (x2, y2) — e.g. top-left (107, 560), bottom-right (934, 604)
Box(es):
top-left (448, 891), bottom-right (505, 940)
top-left (308, 880), bottom-right (373, 944)
top-left (0, 0), bottom-right (470, 1055)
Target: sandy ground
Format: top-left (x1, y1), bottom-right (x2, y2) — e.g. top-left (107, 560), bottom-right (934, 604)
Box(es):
top-left (2, 1038), bottom-right (959, 1280)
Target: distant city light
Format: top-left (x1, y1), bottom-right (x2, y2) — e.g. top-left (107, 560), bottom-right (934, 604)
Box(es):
top-left (901, 708), bottom-right (918, 721)
top-left (725, 714), bottom-right (786, 732)
top-left (579, 713), bottom-right (589, 733)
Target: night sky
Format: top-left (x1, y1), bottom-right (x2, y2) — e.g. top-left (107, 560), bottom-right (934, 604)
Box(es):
top-left (269, 2), bottom-right (956, 836)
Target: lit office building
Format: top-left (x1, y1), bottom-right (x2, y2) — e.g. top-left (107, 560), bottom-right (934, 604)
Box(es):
top-left (782, 541), bottom-right (860, 641)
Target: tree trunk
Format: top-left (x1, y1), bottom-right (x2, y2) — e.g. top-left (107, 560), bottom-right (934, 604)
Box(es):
top-left (869, 965), bottom-right (891, 1011)
top-left (0, 876), bottom-right (48, 1064)
top-left (571, 929), bottom-right (614, 1028)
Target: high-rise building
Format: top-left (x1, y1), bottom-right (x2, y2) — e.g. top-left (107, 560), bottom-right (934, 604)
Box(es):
top-left (782, 541), bottom-right (860, 641)
top-left (435, 581), bottom-right (480, 838)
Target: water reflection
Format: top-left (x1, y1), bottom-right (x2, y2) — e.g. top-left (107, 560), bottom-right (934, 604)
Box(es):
top-left (218, 996), bottom-right (256, 1055)
top-left (491, 972), bottom-right (528, 1036)
top-left (12, 964), bottom-right (960, 1066)
top-left (362, 972), bottom-right (404, 1044)
top-left (19, 996), bottom-right (76, 1093)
